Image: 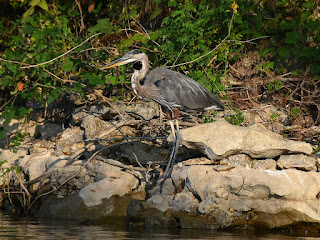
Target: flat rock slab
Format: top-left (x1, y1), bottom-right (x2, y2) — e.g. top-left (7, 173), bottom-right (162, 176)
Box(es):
top-left (39, 172), bottom-right (144, 221)
top-left (168, 119), bottom-right (313, 159)
top-left (128, 166), bottom-right (320, 230)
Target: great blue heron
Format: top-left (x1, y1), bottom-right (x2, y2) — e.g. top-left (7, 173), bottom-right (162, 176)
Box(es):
top-left (100, 49), bottom-right (225, 136)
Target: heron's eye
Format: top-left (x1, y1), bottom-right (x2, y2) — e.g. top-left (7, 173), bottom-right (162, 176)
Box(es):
top-left (133, 61), bottom-right (142, 70)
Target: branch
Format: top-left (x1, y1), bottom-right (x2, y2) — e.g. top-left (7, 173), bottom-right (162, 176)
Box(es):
top-left (167, 14), bottom-right (268, 68)
top-left (167, 12), bottom-right (235, 68)
top-left (95, 156), bottom-right (147, 171)
top-left (94, 89), bottom-right (126, 121)
top-left (21, 33), bottom-right (101, 69)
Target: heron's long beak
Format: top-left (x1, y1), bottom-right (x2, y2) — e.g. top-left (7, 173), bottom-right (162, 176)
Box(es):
top-left (100, 56), bottom-right (136, 70)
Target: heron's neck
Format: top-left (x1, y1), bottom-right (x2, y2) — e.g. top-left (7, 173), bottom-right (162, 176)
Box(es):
top-left (131, 60), bottom-right (149, 92)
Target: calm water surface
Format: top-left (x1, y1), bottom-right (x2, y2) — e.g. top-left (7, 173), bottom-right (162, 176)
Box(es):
top-left (0, 212), bottom-right (319, 240)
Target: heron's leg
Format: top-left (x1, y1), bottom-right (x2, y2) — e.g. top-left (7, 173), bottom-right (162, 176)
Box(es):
top-left (172, 108), bottom-right (180, 132)
top-left (175, 119), bottom-right (180, 131)
top-left (166, 111), bottom-right (176, 138)
top-left (169, 120), bottom-right (176, 138)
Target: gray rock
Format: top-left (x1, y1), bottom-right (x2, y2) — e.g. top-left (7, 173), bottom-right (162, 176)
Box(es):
top-left (85, 160), bottom-right (123, 181)
top-left (184, 166), bottom-right (320, 201)
top-left (169, 188), bottom-right (199, 213)
top-left (0, 118), bottom-right (37, 148)
top-left (169, 119), bottom-right (313, 160)
top-left (81, 115), bottom-right (109, 140)
top-left (128, 164), bottom-right (320, 230)
top-left (55, 126), bottom-right (84, 155)
top-left (79, 173), bottom-right (139, 207)
top-left (220, 154), bottom-right (252, 168)
top-left (252, 158), bottom-right (277, 170)
top-left (118, 101), bottom-right (159, 120)
top-left (277, 154), bottom-right (317, 171)
top-left (36, 122), bottom-right (63, 140)
top-left (101, 141), bottom-right (168, 166)
top-left (40, 173), bottom-right (144, 221)
top-left (20, 149), bottom-right (52, 182)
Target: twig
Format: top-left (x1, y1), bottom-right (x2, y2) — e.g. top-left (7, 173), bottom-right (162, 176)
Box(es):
top-left (226, 36), bottom-right (269, 45)
top-left (94, 89), bottom-right (127, 121)
top-left (21, 33), bottom-right (101, 69)
top-left (27, 145), bottom-right (106, 212)
top-left (168, 12), bottom-right (235, 68)
top-left (95, 156), bottom-right (147, 171)
top-left (170, 41), bottom-right (188, 69)
top-left (25, 171), bottom-right (52, 186)
top-left (83, 135), bottom-right (167, 143)
top-left (75, 0), bottom-right (85, 33)
top-left (167, 14), bottom-right (267, 68)
top-left (0, 57), bottom-right (26, 65)
top-left (64, 119), bottom-right (141, 166)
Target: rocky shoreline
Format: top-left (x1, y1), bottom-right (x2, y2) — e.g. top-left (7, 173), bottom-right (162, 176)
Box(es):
top-left (0, 101), bottom-right (319, 232)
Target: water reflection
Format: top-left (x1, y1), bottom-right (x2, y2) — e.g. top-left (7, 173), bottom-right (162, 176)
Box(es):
top-left (0, 212), bottom-right (318, 240)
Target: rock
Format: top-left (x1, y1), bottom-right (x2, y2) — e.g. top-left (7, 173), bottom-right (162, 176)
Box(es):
top-left (55, 126), bottom-right (84, 155)
top-left (20, 148), bottom-right (52, 181)
top-left (50, 164), bottom-right (91, 196)
top-left (220, 154), bottom-right (252, 168)
top-left (36, 122), bottom-right (63, 140)
top-left (252, 158), bottom-right (277, 170)
top-left (101, 141), bottom-right (168, 166)
top-left (0, 118), bottom-right (37, 148)
top-left (183, 157), bottom-right (212, 165)
top-left (117, 101), bottom-right (159, 120)
top-left (0, 149), bottom-right (28, 186)
top-left (146, 178), bottom-right (175, 212)
top-left (184, 166), bottom-right (320, 201)
top-left (168, 119), bottom-right (313, 160)
top-left (85, 160), bottom-right (123, 181)
top-left (81, 115), bottom-right (109, 139)
top-left (79, 173), bottom-right (139, 207)
top-left (128, 165), bottom-right (320, 230)
top-left (243, 105), bottom-right (288, 125)
top-left (39, 172), bottom-right (144, 222)
top-left (277, 154), bottom-right (317, 171)
top-left (169, 188), bottom-right (200, 213)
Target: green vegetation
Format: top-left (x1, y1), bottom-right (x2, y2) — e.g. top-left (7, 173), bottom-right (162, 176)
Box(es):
top-left (0, 0), bottom-right (319, 145)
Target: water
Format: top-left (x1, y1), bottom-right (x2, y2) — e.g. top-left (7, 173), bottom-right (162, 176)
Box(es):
top-left (0, 212), bottom-right (318, 240)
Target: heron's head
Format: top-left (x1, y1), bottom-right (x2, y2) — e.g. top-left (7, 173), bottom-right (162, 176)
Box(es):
top-left (100, 49), bottom-right (148, 70)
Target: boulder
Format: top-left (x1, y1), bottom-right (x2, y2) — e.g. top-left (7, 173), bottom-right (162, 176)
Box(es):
top-left (81, 115), bottom-right (109, 139)
top-left (128, 165), bottom-right (320, 230)
top-left (39, 171), bottom-right (144, 222)
top-left (35, 122), bottom-right (63, 140)
top-left (54, 126), bottom-right (85, 155)
top-left (168, 119), bottom-right (313, 160)
top-left (277, 154), bottom-right (317, 171)
top-left (101, 141), bottom-right (168, 166)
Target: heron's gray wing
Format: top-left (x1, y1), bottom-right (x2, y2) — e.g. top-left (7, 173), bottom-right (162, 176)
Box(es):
top-left (146, 68), bottom-right (224, 111)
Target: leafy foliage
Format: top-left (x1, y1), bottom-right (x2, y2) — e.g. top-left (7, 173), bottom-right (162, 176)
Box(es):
top-left (0, 0), bottom-right (319, 147)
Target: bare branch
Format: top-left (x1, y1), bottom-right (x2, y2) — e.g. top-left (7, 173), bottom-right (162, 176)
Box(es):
top-left (21, 33), bottom-right (101, 69)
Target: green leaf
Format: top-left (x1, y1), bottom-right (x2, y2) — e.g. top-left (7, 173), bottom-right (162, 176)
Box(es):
top-left (285, 32), bottom-right (300, 45)
top-left (315, 31), bottom-right (320, 41)
top-left (29, 0), bottom-right (41, 6)
top-left (311, 64), bottom-right (319, 75)
top-left (62, 61), bottom-right (75, 72)
top-left (22, 6), bottom-right (35, 19)
top-left (106, 75), bottom-right (118, 85)
top-left (300, 11), bottom-right (311, 23)
top-left (88, 18), bottom-right (111, 33)
top-left (262, 61), bottom-right (274, 70)
top-left (82, 73), bottom-right (104, 85)
top-left (279, 46), bottom-right (290, 58)
top-left (38, 0), bottom-right (49, 11)
top-left (148, 8), bottom-right (162, 22)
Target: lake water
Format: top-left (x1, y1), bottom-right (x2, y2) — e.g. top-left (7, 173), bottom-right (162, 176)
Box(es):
top-left (0, 211), bottom-right (319, 240)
